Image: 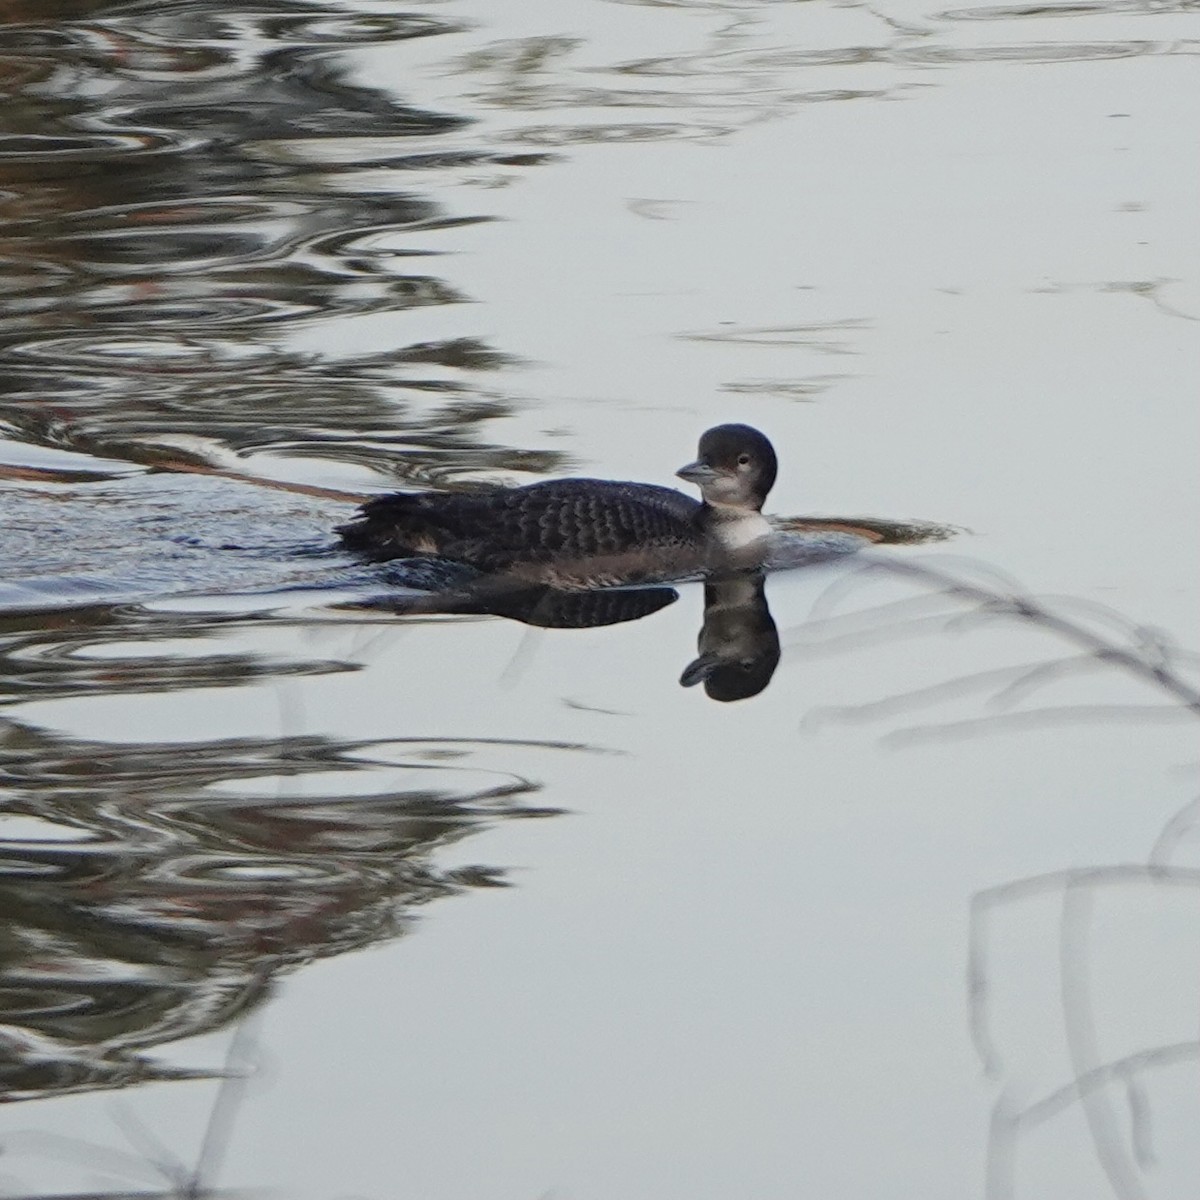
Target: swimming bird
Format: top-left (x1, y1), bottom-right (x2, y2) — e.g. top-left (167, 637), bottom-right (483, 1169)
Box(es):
top-left (337, 424), bottom-right (779, 585)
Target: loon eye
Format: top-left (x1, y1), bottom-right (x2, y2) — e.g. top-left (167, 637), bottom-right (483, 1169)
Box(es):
top-left (737, 453), bottom-right (751, 467)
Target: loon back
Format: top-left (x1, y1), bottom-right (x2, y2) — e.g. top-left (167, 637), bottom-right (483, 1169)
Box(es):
top-left (337, 478), bottom-right (703, 571)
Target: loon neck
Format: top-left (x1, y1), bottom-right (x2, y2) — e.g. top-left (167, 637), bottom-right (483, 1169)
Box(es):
top-left (698, 501), bottom-right (772, 550)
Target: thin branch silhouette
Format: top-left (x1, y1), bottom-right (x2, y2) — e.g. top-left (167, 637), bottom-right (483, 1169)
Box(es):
top-left (794, 551), bottom-right (1200, 1200)
top-left (794, 554), bottom-right (1200, 733)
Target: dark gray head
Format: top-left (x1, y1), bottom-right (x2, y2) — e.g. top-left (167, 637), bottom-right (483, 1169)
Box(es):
top-left (675, 424), bottom-right (778, 512)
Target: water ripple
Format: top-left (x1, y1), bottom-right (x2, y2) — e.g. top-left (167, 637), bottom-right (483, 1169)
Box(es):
top-left (0, 1), bottom-right (543, 493)
top-left (0, 691), bottom-right (574, 1101)
top-left (0, 129), bottom-right (202, 163)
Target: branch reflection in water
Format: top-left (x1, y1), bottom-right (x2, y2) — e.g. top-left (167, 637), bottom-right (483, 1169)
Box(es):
top-left (787, 555), bottom-right (1200, 1200)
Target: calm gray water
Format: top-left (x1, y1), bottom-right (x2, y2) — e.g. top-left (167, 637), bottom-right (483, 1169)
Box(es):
top-left (1, 2), bottom-right (1198, 1198)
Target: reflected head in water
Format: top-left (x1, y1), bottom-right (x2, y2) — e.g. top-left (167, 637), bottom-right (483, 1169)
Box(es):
top-left (680, 571), bottom-right (781, 702)
top-left (337, 423), bottom-right (778, 579)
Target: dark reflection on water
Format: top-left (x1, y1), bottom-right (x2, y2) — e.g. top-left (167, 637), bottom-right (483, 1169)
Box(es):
top-left (0, 602), bottom-right (572, 1103)
top-left (0, 603), bottom-right (343, 702)
top-left (359, 567), bottom-right (783, 698)
top-left (0, 0), bottom-right (564, 484)
top-left (0, 2), bottom-right (538, 1115)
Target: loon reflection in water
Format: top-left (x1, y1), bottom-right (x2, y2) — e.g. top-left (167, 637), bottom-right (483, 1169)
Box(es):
top-left (355, 566), bottom-right (782, 702)
top-left (681, 573), bottom-right (780, 702)
top-left (338, 424), bottom-right (778, 586)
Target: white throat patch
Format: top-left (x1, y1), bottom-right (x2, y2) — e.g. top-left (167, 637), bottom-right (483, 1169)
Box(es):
top-left (709, 509), bottom-right (771, 550)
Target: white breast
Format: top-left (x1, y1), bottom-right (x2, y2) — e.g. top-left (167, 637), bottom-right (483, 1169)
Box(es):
top-left (710, 510), bottom-right (772, 551)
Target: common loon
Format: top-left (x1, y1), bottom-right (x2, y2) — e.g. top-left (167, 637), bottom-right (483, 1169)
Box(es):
top-left (337, 424), bottom-right (778, 584)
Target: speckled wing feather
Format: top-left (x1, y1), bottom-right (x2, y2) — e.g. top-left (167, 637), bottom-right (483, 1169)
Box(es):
top-left (337, 479), bottom-right (702, 569)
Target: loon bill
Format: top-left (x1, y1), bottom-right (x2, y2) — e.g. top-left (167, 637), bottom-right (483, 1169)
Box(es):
top-left (337, 424), bottom-right (779, 580)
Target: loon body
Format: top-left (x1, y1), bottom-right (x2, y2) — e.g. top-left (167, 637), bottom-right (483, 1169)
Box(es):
top-left (338, 424), bottom-right (778, 583)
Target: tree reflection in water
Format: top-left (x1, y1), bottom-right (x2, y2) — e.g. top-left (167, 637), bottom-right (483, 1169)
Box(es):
top-left (0, 603), bottom-right (576, 1107)
top-left (0, 0), bottom-right (589, 1129)
top-left (0, 0), bottom-right (562, 484)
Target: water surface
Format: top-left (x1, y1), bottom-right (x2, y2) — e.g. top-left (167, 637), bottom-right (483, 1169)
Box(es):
top-left (1, 2), bottom-right (1198, 1198)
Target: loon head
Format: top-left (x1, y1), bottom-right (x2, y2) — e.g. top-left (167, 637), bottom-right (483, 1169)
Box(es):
top-left (675, 424), bottom-right (778, 514)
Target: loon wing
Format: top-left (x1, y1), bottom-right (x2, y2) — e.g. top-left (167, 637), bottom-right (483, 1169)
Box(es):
top-left (337, 478), bottom-right (701, 569)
